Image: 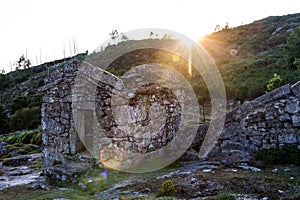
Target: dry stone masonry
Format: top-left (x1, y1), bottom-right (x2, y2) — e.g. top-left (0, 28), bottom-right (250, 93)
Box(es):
top-left (96, 83), bottom-right (181, 154)
top-left (206, 81), bottom-right (300, 162)
top-left (42, 60), bottom-right (300, 180)
top-left (42, 61), bottom-right (197, 177)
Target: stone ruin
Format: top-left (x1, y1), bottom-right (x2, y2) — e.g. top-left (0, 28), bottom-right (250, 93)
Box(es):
top-left (42, 60), bottom-right (198, 178)
top-left (206, 81), bottom-right (300, 162)
top-left (42, 60), bottom-right (300, 180)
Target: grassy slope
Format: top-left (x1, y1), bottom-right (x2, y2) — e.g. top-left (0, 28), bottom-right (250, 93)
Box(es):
top-left (85, 13), bottom-right (300, 102)
top-left (200, 13), bottom-right (300, 100)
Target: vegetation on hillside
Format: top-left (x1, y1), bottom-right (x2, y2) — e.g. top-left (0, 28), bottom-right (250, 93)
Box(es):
top-left (200, 13), bottom-right (300, 100)
top-left (0, 53), bottom-right (87, 134)
top-left (0, 129), bottom-right (42, 159)
top-left (0, 13), bottom-right (300, 135)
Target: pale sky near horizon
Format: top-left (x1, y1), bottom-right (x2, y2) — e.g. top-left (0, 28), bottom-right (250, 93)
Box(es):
top-left (0, 0), bottom-right (299, 73)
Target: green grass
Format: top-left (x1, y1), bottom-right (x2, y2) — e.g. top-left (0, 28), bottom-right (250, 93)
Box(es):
top-left (0, 129), bottom-right (42, 159)
top-left (215, 193), bottom-right (236, 200)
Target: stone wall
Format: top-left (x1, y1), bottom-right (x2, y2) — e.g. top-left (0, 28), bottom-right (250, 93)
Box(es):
top-left (42, 61), bottom-right (82, 168)
top-left (42, 61), bottom-right (198, 177)
top-left (206, 81), bottom-right (300, 162)
top-left (42, 59), bottom-right (300, 178)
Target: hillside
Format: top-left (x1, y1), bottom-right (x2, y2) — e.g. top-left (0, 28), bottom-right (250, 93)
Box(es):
top-left (0, 54), bottom-right (86, 134)
top-left (0, 13), bottom-right (300, 135)
top-left (201, 13), bottom-right (300, 99)
top-left (86, 13), bottom-right (300, 102)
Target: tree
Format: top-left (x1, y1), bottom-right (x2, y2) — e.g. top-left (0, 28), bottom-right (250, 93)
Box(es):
top-left (150, 31), bottom-right (154, 39)
top-left (16, 55), bottom-right (31, 70)
top-left (266, 73), bottom-right (283, 92)
top-left (283, 26), bottom-right (300, 69)
top-left (223, 22), bottom-right (229, 30)
top-left (120, 33), bottom-right (128, 42)
top-left (163, 34), bottom-right (172, 39)
top-left (109, 30), bottom-right (119, 44)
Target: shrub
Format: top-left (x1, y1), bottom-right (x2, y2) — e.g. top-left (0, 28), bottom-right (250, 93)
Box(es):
top-left (28, 93), bottom-right (42, 108)
top-left (10, 96), bottom-right (29, 114)
top-left (255, 145), bottom-right (300, 165)
top-left (6, 129), bottom-right (42, 145)
top-left (283, 26), bottom-right (300, 69)
top-left (9, 106), bottom-right (41, 132)
top-left (215, 193), bottom-right (236, 200)
top-left (266, 73), bottom-right (283, 92)
top-left (157, 179), bottom-right (176, 197)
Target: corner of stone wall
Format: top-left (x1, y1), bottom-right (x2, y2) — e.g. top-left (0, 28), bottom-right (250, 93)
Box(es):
top-left (42, 60), bottom-right (95, 181)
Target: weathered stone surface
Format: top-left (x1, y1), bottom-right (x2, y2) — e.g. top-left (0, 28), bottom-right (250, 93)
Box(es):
top-left (292, 115), bottom-right (300, 127)
top-left (2, 153), bottom-right (42, 167)
top-left (291, 81), bottom-right (300, 97)
top-left (279, 115), bottom-right (291, 122)
top-left (0, 141), bottom-right (7, 157)
top-left (42, 61), bottom-right (194, 179)
top-left (204, 81), bottom-right (300, 163)
top-left (286, 100), bottom-right (300, 114)
top-left (42, 60), bottom-right (300, 175)
top-left (43, 163), bottom-right (92, 182)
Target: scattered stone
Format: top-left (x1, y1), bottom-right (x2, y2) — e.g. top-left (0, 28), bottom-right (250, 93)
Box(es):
top-left (179, 150), bottom-right (200, 161)
top-left (238, 164), bottom-right (261, 172)
top-left (2, 153), bottom-right (42, 167)
top-left (203, 169), bottom-right (214, 173)
top-left (78, 182), bottom-right (86, 189)
top-left (278, 190), bottom-right (284, 194)
top-left (31, 182), bottom-right (41, 190)
top-left (284, 168), bottom-right (291, 172)
top-left (224, 168), bottom-right (239, 172)
top-left (191, 177), bottom-right (197, 183)
top-left (0, 141), bottom-right (7, 157)
top-left (43, 163), bottom-right (92, 182)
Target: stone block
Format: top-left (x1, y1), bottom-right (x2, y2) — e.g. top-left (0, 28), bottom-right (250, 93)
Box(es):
top-left (292, 115), bottom-right (300, 127)
top-left (291, 81), bottom-right (300, 97)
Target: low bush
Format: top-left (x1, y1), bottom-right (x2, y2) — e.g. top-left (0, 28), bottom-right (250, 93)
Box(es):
top-left (9, 106), bottom-right (41, 132)
top-left (6, 129), bottom-right (42, 146)
top-left (10, 96), bottom-right (29, 115)
top-left (255, 145), bottom-right (300, 165)
top-left (157, 179), bottom-right (176, 197)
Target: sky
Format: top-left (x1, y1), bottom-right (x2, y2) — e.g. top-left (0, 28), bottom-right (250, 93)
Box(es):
top-left (0, 0), bottom-right (299, 73)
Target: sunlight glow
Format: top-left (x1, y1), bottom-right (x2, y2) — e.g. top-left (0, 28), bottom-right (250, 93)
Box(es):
top-left (179, 37), bottom-right (193, 76)
top-left (0, 0), bottom-right (298, 72)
